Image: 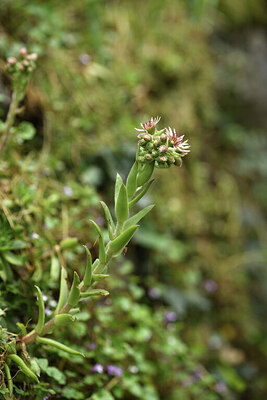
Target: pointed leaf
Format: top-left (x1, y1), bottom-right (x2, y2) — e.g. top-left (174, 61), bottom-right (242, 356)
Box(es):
top-left (55, 313), bottom-right (76, 327)
top-left (37, 337), bottom-right (84, 357)
top-left (35, 286), bottom-right (45, 335)
top-left (129, 180), bottom-right (154, 208)
top-left (100, 201), bottom-right (115, 239)
top-left (83, 245), bottom-right (92, 286)
top-left (50, 255), bottom-right (60, 282)
top-left (126, 161), bottom-right (138, 199)
top-left (55, 267), bottom-right (68, 314)
top-left (115, 184), bottom-right (129, 223)
top-left (114, 173), bottom-right (123, 204)
top-left (8, 354), bottom-right (39, 383)
top-left (59, 237), bottom-right (78, 250)
top-left (137, 162), bottom-right (154, 187)
top-left (68, 272), bottom-right (80, 306)
top-left (124, 205), bottom-right (154, 230)
top-left (109, 225), bottom-right (139, 257)
top-left (81, 289), bottom-right (109, 298)
top-left (92, 274), bottom-right (109, 282)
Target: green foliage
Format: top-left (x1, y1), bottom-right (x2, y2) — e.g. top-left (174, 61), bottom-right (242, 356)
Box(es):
top-left (0, 0), bottom-right (267, 399)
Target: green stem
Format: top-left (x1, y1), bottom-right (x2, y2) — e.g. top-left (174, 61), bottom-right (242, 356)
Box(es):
top-left (0, 90), bottom-right (20, 156)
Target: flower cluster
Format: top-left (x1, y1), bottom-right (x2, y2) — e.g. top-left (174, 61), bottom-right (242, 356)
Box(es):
top-left (136, 117), bottom-right (190, 168)
top-left (7, 47), bottom-right (37, 75)
top-left (6, 48), bottom-right (37, 98)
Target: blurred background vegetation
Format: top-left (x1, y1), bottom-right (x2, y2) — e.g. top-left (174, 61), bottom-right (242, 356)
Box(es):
top-left (0, 0), bottom-right (267, 399)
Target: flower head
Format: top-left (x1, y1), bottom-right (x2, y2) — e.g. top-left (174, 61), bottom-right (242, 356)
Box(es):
top-left (106, 365), bottom-right (123, 377)
top-left (135, 116), bottom-right (161, 133)
top-left (91, 363), bottom-right (104, 374)
top-left (166, 127), bottom-right (190, 156)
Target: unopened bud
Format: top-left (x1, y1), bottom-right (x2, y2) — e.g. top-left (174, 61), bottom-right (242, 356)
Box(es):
top-left (23, 60), bottom-right (29, 67)
top-left (160, 133), bottom-right (167, 142)
top-left (146, 143), bottom-right (154, 151)
top-left (144, 134), bottom-right (151, 142)
top-left (138, 139), bottom-right (146, 146)
top-left (159, 145), bottom-right (168, 153)
top-left (19, 65), bottom-right (24, 71)
top-left (145, 154), bottom-right (152, 161)
top-left (153, 138), bottom-right (160, 147)
top-left (169, 156), bottom-right (175, 164)
top-left (160, 156), bottom-right (167, 162)
top-left (152, 151), bottom-right (158, 158)
top-left (19, 47), bottom-right (27, 55)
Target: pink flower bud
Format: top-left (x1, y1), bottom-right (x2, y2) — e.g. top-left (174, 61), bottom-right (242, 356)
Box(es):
top-left (23, 60), bottom-right (29, 66)
top-left (144, 134), bottom-right (151, 142)
top-left (159, 145), bottom-right (168, 153)
top-left (160, 156), bottom-right (167, 162)
top-left (20, 47), bottom-right (28, 55)
top-left (19, 65), bottom-right (24, 71)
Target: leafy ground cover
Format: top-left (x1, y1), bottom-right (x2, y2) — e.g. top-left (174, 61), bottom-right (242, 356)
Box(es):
top-left (0, 0), bottom-right (267, 399)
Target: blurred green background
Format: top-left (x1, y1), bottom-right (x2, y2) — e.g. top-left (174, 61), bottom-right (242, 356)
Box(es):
top-left (0, 0), bottom-right (267, 399)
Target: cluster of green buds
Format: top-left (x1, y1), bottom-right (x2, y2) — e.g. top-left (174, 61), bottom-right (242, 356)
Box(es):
top-left (6, 47), bottom-right (37, 100)
top-left (136, 117), bottom-right (190, 168)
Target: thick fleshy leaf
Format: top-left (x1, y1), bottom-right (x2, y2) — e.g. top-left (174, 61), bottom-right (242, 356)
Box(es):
top-left (124, 205), bottom-right (154, 230)
top-left (8, 354), bottom-right (39, 383)
top-left (114, 173), bottom-right (123, 204)
top-left (100, 201), bottom-right (115, 239)
top-left (55, 313), bottom-right (76, 327)
top-left (83, 245), bottom-right (92, 286)
top-left (136, 162), bottom-right (154, 187)
top-left (37, 337), bottom-right (84, 357)
top-left (35, 285), bottom-right (45, 335)
top-left (68, 272), bottom-right (80, 306)
top-left (59, 237), bottom-right (78, 250)
top-left (115, 184), bottom-right (129, 223)
top-left (50, 255), bottom-right (60, 282)
top-left (80, 289), bottom-right (109, 298)
top-left (129, 180), bottom-right (154, 208)
top-left (55, 267), bottom-right (68, 314)
top-left (126, 161), bottom-right (138, 199)
top-left (109, 225), bottom-right (139, 257)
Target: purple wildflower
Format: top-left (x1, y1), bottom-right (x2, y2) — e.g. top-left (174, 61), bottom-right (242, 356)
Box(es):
top-left (215, 382), bottom-right (227, 393)
top-left (203, 279), bottom-right (218, 293)
top-left (106, 365), bottom-right (123, 377)
top-left (63, 186), bottom-right (73, 197)
top-left (164, 311), bottom-right (178, 323)
top-left (79, 54), bottom-right (91, 65)
top-left (87, 343), bottom-right (97, 350)
top-left (148, 287), bottom-right (161, 300)
top-left (91, 363), bottom-right (104, 374)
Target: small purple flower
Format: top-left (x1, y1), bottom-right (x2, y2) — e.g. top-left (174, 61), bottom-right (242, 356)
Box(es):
top-left (106, 365), bottom-right (123, 377)
top-left (91, 363), bottom-right (104, 374)
top-left (148, 287), bottom-right (161, 300)
top-left (63, 186), bottom-right (73, 197)
top-left (87, 343), bottom-right (97, 350)
top-left (78, 54), bottom-right (91, 65)
top-left (215, 382), bottom-right (227, 393)
top-left (203, 279), bottom-right (218, 293)
top-left (164, 311), bottom-right (178, 323)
